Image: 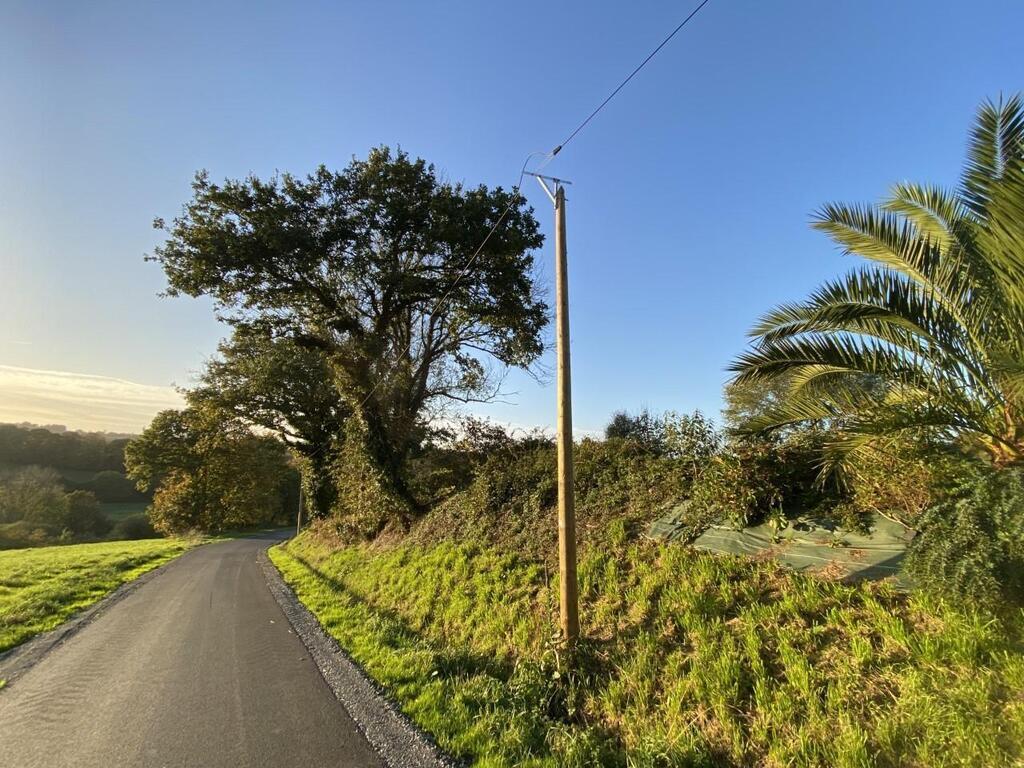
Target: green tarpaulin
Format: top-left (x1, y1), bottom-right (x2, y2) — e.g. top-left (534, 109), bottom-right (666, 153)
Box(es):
top-left (649, 504), bottom-right (913, 588)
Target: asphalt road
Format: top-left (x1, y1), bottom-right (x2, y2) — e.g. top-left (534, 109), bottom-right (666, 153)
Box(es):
top-left (0, 533), bottom-right (385, 768)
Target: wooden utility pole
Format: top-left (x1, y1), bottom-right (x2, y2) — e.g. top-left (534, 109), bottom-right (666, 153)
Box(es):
top-left (549, 179), bottom-right (580, 645)
top-left (296, 484), bottom-right (303, 537)
top-left (527, 172), bottom-right (579, 646)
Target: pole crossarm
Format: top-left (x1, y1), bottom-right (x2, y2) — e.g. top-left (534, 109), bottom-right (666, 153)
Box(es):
top-left (524, 172), bottom-right (572, 205)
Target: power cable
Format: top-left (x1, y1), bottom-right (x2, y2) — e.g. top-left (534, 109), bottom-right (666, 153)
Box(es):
top-left (543, 0), bottom-right (712, 163)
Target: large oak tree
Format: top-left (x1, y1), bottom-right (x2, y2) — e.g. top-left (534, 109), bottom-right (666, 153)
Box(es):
top-left (152, 148), bottom-right (547, 526)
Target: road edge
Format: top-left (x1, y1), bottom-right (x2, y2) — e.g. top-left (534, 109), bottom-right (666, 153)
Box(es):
top-left (258, 544), bottom-right (457, 768)
top-left (0, 547), bottom-right (190, 687)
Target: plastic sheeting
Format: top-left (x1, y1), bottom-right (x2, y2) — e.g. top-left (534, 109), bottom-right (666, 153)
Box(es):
top-left (649, 505), bottom-right (913, 587)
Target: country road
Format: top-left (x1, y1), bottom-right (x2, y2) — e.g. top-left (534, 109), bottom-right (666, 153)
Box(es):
top-left (0, 533), bottom-right (385, 768)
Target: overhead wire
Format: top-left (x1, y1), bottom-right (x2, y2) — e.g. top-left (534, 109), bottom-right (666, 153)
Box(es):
top-left (544, 0), bottom-right (712, 162)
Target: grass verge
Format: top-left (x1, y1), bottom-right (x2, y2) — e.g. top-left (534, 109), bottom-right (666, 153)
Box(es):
top-left (0, 537), bottom-right (194, 653)
top-left (271, 533), bottom-right (1024, 767)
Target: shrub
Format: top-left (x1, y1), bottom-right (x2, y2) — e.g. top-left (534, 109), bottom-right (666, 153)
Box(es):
top-left (605, 409), bottom-right (665, 452)
top-left (112, 513), bottom-right (159, 540)
top-left (907, 468), bottom-right (1024, 608)
top-left (685, 432), bottom-right (833, 530)
top-left (412, 434), bottom-right (690, 559)
top-left (330, 420), bottom-right (413, 539)
top-left (604, 409), bottom-right (720, 467)
top-left (575, 437), bottom-right (688, 522)
top-left (843, 436), bottom-right (982, 528)
top-left (64, 490), bottom-right (111, 538)
top-left (407, 417), bottom-right (524, 507)
top-left (0, 520), bottom-right (51, 549)
top-left (688, 445), bottom-right (782, 529)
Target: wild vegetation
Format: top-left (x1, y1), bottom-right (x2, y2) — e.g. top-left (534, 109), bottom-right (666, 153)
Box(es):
top-left (0, 538), bottom-right (193, 652)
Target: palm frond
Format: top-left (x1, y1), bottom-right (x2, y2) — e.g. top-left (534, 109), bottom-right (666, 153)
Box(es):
top-left (963, 94), bottom-right (1024, 215)
top-left (884, 183), bottom-right (969, 255)
top-left (748, 267), bottom-right (1002, 399)
top-left (732, 95), bottom-right (1024, 467)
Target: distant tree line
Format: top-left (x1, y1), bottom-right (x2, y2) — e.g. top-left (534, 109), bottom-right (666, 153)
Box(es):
top-left (0, 424), bottom-right (129, 472)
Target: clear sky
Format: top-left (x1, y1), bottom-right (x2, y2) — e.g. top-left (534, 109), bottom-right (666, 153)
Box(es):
top-left (1, 0), bottom-right (1021, 434)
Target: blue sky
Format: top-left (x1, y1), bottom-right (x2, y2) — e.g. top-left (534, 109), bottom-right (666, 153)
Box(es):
top-left (1, 0), bottom-right (1021, 433)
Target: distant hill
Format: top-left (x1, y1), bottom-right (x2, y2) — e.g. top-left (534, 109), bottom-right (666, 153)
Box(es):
top-left (0, 423), bottom-right (130, 473)
top-left (1, 422), bottom-right (138, 442)
top-left (0, 423), bottom-right (149, 504)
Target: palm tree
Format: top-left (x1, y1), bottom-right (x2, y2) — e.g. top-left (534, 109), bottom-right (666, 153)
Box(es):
top-left (731, 95), bottom-right (1024, 472)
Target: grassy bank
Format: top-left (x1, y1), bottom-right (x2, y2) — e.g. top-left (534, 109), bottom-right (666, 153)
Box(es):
top-left (271, 533), bottom-right (1024, 767)
top-left (0, 538), bottom-right (193, 653)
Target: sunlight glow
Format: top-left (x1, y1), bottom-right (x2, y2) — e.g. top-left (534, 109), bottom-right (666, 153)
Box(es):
top-left (0, 365), bottom-right (184, 434)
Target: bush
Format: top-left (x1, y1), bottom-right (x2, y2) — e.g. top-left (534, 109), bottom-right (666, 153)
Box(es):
top-left (412, 433), bottom-right (691, 560)
top-left (688, 445), bottom-right (782, 529)
top-left (0, 520), bottom-right (51, 549)
top-left (86, 470), bottom-right (143, 503)
top-left (112, 513), bottom-right (159, 540)
top-left (575, 437), bottom-right (688, 521)
top-left (907, 468), bottom-right (1024, 608)
top-left (408, 417), bottom-right (522, 507)
top-left (330, 420), bottom-right (413, 539)
top-left (604, 409), bottom-right (720, 466)
top-left (605, 409), bottom-right (665, 451)
top-left (843, 436), bottom-right (982, 528)
top-left (64, 490), bottom-right (111, 538)
top-left (685, 431), bottom-right (834, 530)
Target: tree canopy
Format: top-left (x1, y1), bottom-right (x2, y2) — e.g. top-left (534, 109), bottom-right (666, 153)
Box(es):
top-left (190, 327), bottom-right (345, 518)
top-left (125, 405), bottom-right (292, 534)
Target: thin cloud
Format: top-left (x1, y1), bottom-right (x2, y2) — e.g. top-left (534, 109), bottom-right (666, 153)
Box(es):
top-left (0, 365), bottom-right (184, 434)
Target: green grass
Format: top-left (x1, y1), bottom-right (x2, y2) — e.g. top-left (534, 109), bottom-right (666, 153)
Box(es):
top-left (100, 501), bottom-right (150, 521)
top-left (271, 534), bottom-right (1024, 767)
top-left (0, 538), bottom-right (193, 653)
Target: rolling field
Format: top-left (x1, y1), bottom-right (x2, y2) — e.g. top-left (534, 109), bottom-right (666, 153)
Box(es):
top-left (0, 538), bottom-right (193, 653)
